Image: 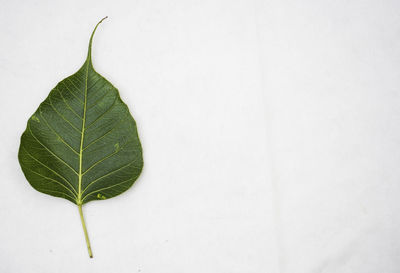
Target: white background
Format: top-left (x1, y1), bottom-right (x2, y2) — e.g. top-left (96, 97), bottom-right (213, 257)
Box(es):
top-left (0, 0), bottom-right (399, 272)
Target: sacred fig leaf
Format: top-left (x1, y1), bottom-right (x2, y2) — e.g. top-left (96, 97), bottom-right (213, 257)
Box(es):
top-left (18, 17), bottom-right (143, 258)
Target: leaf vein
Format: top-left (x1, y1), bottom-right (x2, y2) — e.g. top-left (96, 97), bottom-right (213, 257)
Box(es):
top-left (27, 123), bottom-right (79, 175)
top-left (26, 169), bottom-right (77, 198)
top-left (55, 87), bottom-right (83, 120)
top-left (35, 187), bottom-right (76, 201)
top-left (85, 95), bottom-right (118, 130)
top-left (46, 98), bottom-right (81, 133)
top-left (87, 77), bottom-right (104, 91)
top-left (67, 78), bottom-right (85, 96)
top-left (87, 88), bottom-right (112, 110)
top-left (82, 179), bottom-right (132, 201)
top-left (60, 81), bottom-right (84, 104)
top-left (82, 111), bottom-right (129, 150)
top-left (82, 137), bottom-right (135, 176)
top-left (81, 160), bottom-right (138, 194)
top-left (39, 106), bottom-right (80, 155)
top-left (21, 145), bottom-right (78, 195)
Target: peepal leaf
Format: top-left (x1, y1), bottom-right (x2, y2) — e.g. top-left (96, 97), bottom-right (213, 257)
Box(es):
top-left (18, 17), bottom-right (143, 258)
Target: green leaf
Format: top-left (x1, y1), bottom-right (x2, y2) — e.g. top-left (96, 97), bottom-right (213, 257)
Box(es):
top-left (18, 17), bottom-right (143, 258)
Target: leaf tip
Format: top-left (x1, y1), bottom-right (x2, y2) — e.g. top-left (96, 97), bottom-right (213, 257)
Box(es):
top-left (98, 16), bottom-right (108, 24)
top-left (87, 16), bottom-right (109, 63)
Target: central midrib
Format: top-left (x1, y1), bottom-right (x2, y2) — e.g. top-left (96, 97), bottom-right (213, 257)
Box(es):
top-left (77, 62), bottom-right (90, 204)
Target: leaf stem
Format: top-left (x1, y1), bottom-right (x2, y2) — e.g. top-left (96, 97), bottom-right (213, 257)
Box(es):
top-left (78, 204), bottom-right (93, 258)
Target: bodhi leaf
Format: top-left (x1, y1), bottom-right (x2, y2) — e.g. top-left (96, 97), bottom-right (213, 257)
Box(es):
top-left (18, 17), bottom-right (143, 258)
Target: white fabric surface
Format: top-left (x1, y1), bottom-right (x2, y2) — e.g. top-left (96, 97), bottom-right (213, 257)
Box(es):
top-left (0, 0), bottom-right (399, 272)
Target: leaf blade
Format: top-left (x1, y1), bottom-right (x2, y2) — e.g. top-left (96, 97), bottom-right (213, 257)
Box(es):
top-left (18, 17), bottom-right (143, 205)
